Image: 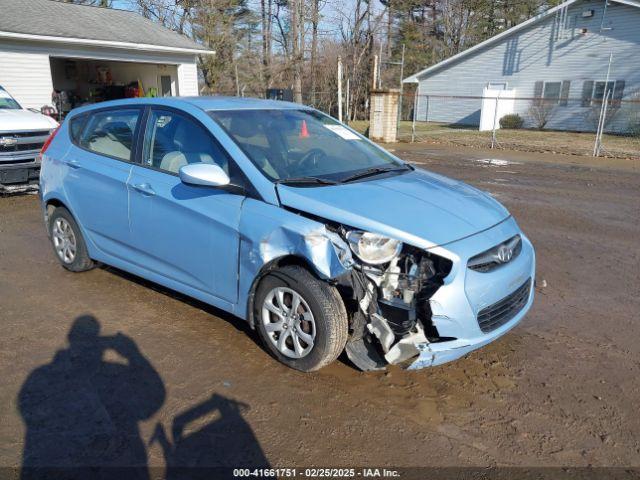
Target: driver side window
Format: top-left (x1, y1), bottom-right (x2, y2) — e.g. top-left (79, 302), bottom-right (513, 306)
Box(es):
top-left (143, 109), bottom-right (230, 175)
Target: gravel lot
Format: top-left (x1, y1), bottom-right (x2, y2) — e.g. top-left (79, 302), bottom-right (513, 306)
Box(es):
top-left (1, 145), bottom-right (639, 473)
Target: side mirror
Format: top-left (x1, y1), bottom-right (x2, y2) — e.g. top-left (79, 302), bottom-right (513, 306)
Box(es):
top-left (179, 163), bottom-right (230, 188)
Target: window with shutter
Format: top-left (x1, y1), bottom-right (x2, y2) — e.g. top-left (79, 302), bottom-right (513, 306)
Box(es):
top-left (533, 81), bottom-right (544, 106)
top-left (581, 81), bottom-right (594, 107)
top-left (543, 82), bottom-right (562, 101)
top-left (559, 81), bottom-right (571, 107)
top-left (533, 81), bottom-right (544, 98)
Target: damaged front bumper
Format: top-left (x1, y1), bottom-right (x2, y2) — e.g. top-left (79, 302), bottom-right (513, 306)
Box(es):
top-left (350, 216), bottom-right (536, 371)
top-left (408, 286), bottom-right (533, 369)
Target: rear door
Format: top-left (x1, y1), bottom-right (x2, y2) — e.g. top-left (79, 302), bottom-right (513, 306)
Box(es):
top-left (63, 107), bottom-right (142, 261)
top-left (127, 107), bottom-right (245, 304)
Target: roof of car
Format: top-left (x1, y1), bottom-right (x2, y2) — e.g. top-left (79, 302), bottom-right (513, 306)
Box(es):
top-left (181, 96), bottom-right (306, 111)
top-left (69, 96), bottom-right (309, 116)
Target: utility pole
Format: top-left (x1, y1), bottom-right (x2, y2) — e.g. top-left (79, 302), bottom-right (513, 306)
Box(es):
top-left (235, 64), bottom-right (240, 97)
top-left (346, 78), bottom-right (350, 124)
top-left (372, 55), bottom-right (378, 91)
top-left (397, 43), bottom-right (405, 127)
top-left (378, 41), bottom-right (383, 89)
top-left (338, 56), bottom-right (343, 123)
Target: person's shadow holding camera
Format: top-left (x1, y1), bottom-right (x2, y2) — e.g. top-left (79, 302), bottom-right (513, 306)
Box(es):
top-left (18, 315), bottom-right (165, 480)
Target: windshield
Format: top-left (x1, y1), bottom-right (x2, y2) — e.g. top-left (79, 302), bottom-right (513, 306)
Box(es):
top-left (0, 88), bottom-right (21, 110)
top-left (208, 109), bottom-right (406, 183)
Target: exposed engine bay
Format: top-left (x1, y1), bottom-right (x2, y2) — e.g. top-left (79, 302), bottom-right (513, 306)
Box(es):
top-left (333, 227), bottom-right (453, 371)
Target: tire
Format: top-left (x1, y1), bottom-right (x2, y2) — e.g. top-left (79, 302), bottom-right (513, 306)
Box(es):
top-left (255, 265), bottom-right (348, 372)
top-left (48, 206), bottom-right (95, 272)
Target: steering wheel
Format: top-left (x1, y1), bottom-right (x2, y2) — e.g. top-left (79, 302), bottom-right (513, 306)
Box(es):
top-left (298, 148), bottom-right (327, 171)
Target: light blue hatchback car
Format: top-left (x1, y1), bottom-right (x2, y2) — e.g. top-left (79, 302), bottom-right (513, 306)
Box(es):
top-left (39, 97), bottom-right (535, 372)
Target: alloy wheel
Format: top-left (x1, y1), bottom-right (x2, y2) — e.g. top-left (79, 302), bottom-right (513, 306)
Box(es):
top-left (261, 287), bottom-right (316, 359)
top-left (52, 217), bottom-right (77, 264)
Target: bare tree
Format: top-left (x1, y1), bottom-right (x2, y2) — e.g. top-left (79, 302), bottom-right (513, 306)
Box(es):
top-left (132, 0), bottom-right (194, 34)
top-left (309, 0), bottom-right (321, 104)
top-left (290, 0), bottom-right (303, 103)
top-left (528, 99), bottom-right (555, 130)
top-left (440, 0), bottom-right (481, 56)
top-left (260, 0), bottom-right (273, 88)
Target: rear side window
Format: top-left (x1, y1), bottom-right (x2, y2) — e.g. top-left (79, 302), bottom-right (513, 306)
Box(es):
top-left (79, 109), bottom-right (140, 161)
top-left (69, 115), bottom-right (87, 144)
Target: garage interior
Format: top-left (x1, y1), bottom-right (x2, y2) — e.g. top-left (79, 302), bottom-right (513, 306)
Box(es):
top-left (49, 57), bottom-right (178, 117)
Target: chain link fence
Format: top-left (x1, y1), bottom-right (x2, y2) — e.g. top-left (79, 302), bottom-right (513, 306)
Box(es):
top-left (401, 93), bottom-right (640, 159)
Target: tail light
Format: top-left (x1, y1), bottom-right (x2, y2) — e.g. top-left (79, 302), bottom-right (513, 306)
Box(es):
top-left (40, 126), bottom-right (60, 155)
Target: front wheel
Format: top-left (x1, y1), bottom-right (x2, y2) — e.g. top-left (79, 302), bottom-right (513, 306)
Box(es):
top-left (255, 265), bottom-right (348, 372)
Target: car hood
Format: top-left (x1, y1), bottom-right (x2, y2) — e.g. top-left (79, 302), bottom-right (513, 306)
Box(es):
top-left (277, 168), bottom-right (510, 249)
top-left (0, 109), bottom-right (58, 133)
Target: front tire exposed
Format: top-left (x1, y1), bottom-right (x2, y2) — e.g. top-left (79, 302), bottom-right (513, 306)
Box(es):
top-left (48, 206), bottom-right (94, 272)
top-left (255, 265), bottom-right (348, 372)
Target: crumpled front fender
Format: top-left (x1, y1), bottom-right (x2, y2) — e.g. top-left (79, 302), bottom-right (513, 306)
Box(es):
top-left (236, 198), bottom-right (352, 321)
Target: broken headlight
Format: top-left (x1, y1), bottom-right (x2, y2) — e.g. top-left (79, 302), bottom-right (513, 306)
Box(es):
top-left (346, 230), bottom-right (402, 265)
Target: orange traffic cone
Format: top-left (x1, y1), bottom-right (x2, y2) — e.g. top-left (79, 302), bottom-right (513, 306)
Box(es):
top-left (300, 120), bottom-right (309, 138)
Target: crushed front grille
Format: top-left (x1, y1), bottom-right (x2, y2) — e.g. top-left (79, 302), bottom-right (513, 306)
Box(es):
top-left (477, 278), bottom-right (531, 333)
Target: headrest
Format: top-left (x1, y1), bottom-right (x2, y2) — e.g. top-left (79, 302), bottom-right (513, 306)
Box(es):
top-left (228, 114), bottom-right (256, 138)
top-left (102, 121), bottom-right (132, 136)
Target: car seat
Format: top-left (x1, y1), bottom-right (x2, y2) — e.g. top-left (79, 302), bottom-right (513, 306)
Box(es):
top-left (159, 119), bottom-right (221, 174)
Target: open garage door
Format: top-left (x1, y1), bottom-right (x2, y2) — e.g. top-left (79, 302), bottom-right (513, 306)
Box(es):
top-left (49, 57), bottom-right (178, 117)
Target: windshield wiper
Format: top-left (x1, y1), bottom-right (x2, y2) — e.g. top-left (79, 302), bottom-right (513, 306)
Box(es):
top-left (341, 165), bottom-right (412, 183)
top-left (276, 176), bottom-right (339, 186)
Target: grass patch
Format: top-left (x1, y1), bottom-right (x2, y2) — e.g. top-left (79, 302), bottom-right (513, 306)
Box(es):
top-left (347, 121), bottom-right (640, 160)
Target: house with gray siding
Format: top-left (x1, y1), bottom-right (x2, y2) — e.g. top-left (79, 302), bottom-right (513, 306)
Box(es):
top-left (403, 0), bottom-right (640, 133)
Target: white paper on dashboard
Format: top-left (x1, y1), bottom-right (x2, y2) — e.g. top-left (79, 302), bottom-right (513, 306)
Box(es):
top-left (0, 90), bottom-right (12, 99)
top-left (324, 124), bottom-right (361, 140)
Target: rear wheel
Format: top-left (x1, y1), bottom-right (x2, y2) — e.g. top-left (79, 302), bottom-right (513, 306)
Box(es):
top-left (255, 265), bottom-right (348, 372)
top-left (49, 207), bottom-right (94, 272)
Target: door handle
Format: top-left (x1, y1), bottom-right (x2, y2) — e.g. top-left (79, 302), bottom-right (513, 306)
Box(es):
top-left (132, 182), bottom-right (156, 196)
top-left (65, 159), bottom-right (81, 169)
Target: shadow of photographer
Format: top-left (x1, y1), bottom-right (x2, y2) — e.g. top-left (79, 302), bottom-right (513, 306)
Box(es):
top-left (18, 315), bottom-right (165, 479)
top-left (18, 314), bottom-right (269, 480)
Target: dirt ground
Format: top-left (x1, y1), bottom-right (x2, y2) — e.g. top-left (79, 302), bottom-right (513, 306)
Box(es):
top-left (1, 144), bottom-right (639, 473)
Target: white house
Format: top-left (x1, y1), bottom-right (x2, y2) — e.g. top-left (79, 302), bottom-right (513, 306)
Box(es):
top-left (0, 0), bottom-right (213, 114)
top-left (403, 0), bottom-right (640, 133)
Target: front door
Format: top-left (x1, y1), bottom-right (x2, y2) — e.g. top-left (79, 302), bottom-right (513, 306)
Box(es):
top-left (127, 108), bottom-right (244, 304)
